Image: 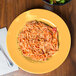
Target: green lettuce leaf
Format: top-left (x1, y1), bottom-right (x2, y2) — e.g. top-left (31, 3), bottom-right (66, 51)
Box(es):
top-left (59, 0), bottom-right (66, 3)
top-left (50, 0), bottom-right (53, 4)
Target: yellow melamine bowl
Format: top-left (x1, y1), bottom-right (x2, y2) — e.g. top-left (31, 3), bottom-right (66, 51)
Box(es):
top-left (7, 9), bottom-right (71, 74)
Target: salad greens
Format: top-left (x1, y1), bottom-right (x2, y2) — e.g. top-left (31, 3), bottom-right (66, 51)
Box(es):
top-left (49, 0), bottom-right (69, 4)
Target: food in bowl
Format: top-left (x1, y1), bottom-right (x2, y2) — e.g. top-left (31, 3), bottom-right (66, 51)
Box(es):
top-left (44, 0), bottom-right (70, 4)
top-left (18, 20), bottom-right (59, 61)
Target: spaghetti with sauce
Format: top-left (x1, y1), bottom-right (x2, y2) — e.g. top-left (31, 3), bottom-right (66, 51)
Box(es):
top-left (18, 20), bottom-right (58, 61)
